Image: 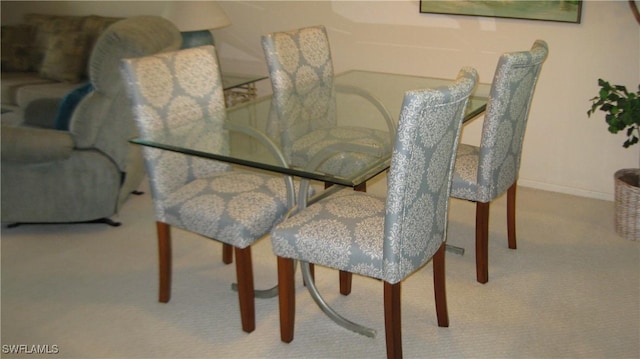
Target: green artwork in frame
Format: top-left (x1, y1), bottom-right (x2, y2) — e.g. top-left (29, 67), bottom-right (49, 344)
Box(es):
top-left (420, 0), bottom-right (583, 24)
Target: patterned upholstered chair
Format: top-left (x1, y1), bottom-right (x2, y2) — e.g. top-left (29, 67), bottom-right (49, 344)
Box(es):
top-left (261, 25), bottom-right (395, 191)
top-left (262, 25), bottom-right (396, 294)
top-left (121, 46), bottom-right (297, 333)
top-left (451, 40), bottom-right (549, 284)
top-left (270, 68), bottom-right (478, 358)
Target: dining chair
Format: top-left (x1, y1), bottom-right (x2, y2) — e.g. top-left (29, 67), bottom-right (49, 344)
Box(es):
top-left (451, 40), bottom-right (549, 284)
top-left (121, 45), bottom-right (297, 333)
top-left (261, 25), bottom-right (396, 295)
top-left (261, 25), bottom-right (395, 193)
top-left (270, 67), bottom-right (478, 359)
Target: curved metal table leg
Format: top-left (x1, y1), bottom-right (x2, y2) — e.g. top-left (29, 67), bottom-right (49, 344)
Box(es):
top-left (300, 261), bottom-right (376, 338)
top-left (445, 244), bottom-right (465, 256)
top-left (231, 283), bottom-right (279, 299)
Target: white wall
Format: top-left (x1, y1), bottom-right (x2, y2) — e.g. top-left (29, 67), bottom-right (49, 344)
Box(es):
top-left (3, 1), bottom-right (639, 200)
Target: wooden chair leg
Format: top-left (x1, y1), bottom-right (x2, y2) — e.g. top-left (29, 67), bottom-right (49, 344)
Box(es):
top-left (277, 256), bottom-right (296, 343)
top-left (234, 246), bottom-right (255, 333)
top-left (476, 201), bottom-right (490, 284)
top-left (156, 221), bottom-right (172, 303)
top-left (222, 243), bottom-right (233, 264)
top-left (507, 183), bottom-right (517, 250)
top-left (384, 281), bottom-right (402, 359)
top-left (339, 270), bottom-right (352, 295)
top-left (433, 243), bottom-right (449, 327)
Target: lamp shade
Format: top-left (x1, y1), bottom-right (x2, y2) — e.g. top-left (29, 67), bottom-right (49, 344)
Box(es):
top-left (162, 1), bottom-right (231, 32)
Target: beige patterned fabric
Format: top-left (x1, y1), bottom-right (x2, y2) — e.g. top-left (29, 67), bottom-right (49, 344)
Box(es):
top-left (1, 24), bottom-right (36, 72)
top-left (1, 14), bottom-right (122, 77)
top-left (271, 68), bottom-right (478, 284)
top-left (39, 31), bottom-right (89, 83)
top-left (25, 14), bottom-right (85, 72)
top-left (122, 46), bottom-right (295, 248)
top-left (81, 15), bottom-right (121, 49)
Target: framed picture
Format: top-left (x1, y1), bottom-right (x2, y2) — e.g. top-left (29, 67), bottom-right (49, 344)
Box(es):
top-left (419, 0), bottom-right (583, 24)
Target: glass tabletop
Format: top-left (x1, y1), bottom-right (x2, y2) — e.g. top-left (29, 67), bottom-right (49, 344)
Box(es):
top-left (222, 72), bottom-right (268, 90)
top-left (132, 70), bottom-right (488, 188)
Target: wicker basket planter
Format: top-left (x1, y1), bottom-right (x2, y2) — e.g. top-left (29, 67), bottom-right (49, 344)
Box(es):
top-left (614, 168), bottom-right (640, 241)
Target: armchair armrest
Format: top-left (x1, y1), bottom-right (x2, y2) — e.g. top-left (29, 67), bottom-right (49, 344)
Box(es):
top-left (1, 126), bottom-right (74, 163)
top-left (22, 98), bottom-right (62, 129)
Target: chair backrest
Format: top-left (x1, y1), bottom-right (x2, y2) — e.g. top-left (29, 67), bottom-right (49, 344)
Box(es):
top-left (476, 40), bottom-right (549, 201)
top-left (383, 67), bottom-right (478, 284)
top-left (121, 46), bottom-right (231, 220)
top-left (261, 25), bottom-right (336, 148)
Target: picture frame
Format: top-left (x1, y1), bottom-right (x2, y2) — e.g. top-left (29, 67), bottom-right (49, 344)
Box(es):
top-left (419, 0), bottom-right (583, 24)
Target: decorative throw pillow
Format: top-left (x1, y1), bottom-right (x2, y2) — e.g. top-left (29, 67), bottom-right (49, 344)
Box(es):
top-left (39, 31), bottom-right (89, 83)
top-left (81, 15), bottom-right (122, 46)
top-left (25, 14), bottom-right (84, 71)
top-left (1, 24), bottom-right (36, 72)
top-left (54, 82), bottom-right (94, 131)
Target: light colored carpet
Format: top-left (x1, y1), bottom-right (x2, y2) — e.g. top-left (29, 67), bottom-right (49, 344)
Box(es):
top-left (1, 177), bottom-right (639, 358)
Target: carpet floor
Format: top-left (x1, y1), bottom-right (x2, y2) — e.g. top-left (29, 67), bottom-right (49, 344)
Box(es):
top-left (1, 178), bottom-right (638, 358)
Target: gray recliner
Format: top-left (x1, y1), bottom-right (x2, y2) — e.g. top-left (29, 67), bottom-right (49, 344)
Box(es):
top-left (1, 16), bottom-right (182, 226)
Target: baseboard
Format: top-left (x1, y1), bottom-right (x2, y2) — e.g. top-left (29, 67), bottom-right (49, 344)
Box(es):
top-left (518, 179), bottom-right (613, 202)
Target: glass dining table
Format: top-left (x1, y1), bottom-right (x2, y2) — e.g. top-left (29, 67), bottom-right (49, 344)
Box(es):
top-left (131, 69), bottom-right (489, 337)
top-left (133, 70), bottom-right (487, 192)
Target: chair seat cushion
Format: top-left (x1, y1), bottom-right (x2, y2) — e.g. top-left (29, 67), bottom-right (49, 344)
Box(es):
top-left (271, 189), bottom-right (386, 280)
top-left (451, 143), bottom-right (481, 201)
top-left (162, 171), bottom-right (300, 248)
top-left (291, 126), bottom-right (392, 178)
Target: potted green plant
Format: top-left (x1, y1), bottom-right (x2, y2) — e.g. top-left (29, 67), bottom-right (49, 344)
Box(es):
top-left (588, 79), bottom-right (640, 240)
